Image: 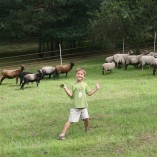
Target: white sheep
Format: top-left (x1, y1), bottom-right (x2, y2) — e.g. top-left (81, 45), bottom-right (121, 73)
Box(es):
top-left (40, 66), bottom-right (56, 79)
top-left (105, 56), bottom-right (114, 63)
top-left (147, 51), bottom-right (157, 58)
top-left (153, 58), bottom-right (157, 75)
top-left (102, 62), bottom-right (115, 75)
top-left (125, 54), bottom-right (143, 70)
top-left (140, 55), bottom-right (156, 70)
top-left (113, 54), bottom-right (129, 68)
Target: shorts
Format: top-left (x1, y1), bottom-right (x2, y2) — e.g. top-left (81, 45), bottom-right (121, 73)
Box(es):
top-left (68, 108), bottom-right (89, 122)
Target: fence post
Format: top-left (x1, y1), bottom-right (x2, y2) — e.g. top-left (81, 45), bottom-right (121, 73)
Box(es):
top-left (123, 38), bottom-right (124, 54)
top-left (154, 32), bottom-right (156, 52)
top-left (59, 43), bottom-right (62, 65)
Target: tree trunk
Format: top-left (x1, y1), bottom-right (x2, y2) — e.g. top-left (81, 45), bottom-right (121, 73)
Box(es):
top-left (38, 38), bottom-right (43, 58)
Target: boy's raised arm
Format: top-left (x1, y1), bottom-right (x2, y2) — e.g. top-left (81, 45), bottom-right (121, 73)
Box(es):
top-left (60, 84), bottom-right (73, 97)
top-left (87, 82), bottom-right (100, 96)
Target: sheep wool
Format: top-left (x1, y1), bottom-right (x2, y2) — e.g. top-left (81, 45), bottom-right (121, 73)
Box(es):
top-left (105, 56), bottom-right (114, 63)
top-left (0, 65), bottom-right (25, 85)
top-left (140, 56), bottom-right (156, 70)
top-left (55, 62), bottom-right (74, 78)
top-left (102, 62), bottom-right (115, 75)
top-left (41, 66), bottom-right (55, 79)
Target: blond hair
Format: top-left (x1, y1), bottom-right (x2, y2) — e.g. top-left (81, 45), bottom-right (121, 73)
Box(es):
top-left (75, 68), bottom-right (86, 76)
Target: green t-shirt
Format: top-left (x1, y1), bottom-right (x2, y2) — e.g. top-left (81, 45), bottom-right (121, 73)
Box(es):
top-left (70, 81), bottom-right (91, 108)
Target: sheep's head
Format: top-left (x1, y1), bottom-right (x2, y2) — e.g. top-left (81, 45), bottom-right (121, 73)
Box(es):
top-left (20, 65), bottom-right (25, 71)
top-left (70, 62), bottom-right (75, 67)
top-left (37, 69), bottom-right (44, 79)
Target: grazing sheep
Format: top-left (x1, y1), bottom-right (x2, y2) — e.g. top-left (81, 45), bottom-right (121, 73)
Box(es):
top-left (102, 62), bottom-right (115, 75)
top-left (113, 54), bottom-right (129, 68)
top-left (55, 62), bottom-right (74, 78)
top-left (17, 72), bottom-right (33, 85)
top-left (125, 54), bottom-right (143, 70)
top-left (147, 51), bottom-right (157, 58)
top-left (152, 58), bottom-right (157, 76)
top-left (40, 66), bottom-right (56, 79)
top-left (105, 56), bottom-right (114, 63)
top-left (140, 56), bottom-right (156, 70)
top-left (20, 70), bottom-right (43, 90)
top-left (0, 65), bottom-right (25, 85)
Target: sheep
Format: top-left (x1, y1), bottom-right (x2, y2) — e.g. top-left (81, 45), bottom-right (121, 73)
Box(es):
top-left (17, 72), bottom-right (33, 85)
top-left (113, 54), bottom-right (129, 68)
top-left (140, 55), bottom-right (156, 70)
top-left (20, 70), bottom-right (43, 90)
top-left (105, 56), bottom-right (114, 63)
top-left (102, 62), bottom-right (115, 75)
top-left (152, 58), bottom-right (157, 76)
top-left (113, 50), bottom-right (135, 68)
top-left (147, 51), bottom-right (157, 58)
top-left (125, 54), bottom-right (143, 70)
top-left (54, 62), bottom-right (74, 78)
top-left (40, 66), bottom-right (56, 79)
top-left (0, 65), bottom-right (25, 85)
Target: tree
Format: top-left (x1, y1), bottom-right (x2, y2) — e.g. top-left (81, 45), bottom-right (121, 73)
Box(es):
top-left (0, 0), bottom-right (103, 57)
top-left (89, 0), bottom-right (157, 53)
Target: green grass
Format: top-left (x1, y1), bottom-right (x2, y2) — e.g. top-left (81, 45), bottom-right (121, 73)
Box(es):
top-left (0, 41), bottom-right (38, 57)
top-left (0, 57), bottom-right (157, 157)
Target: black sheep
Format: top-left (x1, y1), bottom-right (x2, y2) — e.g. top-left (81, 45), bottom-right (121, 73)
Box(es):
top-left (20, 70), bottom-right (43, 90)
top-left (18, 72), bottom-right (33, 85)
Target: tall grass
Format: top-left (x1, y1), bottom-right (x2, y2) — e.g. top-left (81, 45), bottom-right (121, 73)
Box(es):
top-left (0, 57), bottom-right (157, 157)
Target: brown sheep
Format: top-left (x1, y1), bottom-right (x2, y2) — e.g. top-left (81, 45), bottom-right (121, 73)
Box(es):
top-left (0, 65), bottom-right (25, 85)
top-left (55, 62), bottom-right (74, 78)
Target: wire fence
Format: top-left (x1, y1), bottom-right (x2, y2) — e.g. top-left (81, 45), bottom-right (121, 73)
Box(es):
top-left (0, 41), bottom-right (155, 71)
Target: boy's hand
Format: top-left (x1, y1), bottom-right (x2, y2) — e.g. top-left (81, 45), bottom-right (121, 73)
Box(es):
top-left (96, 82), bottom-right (100, 90)
top-left (60, 83), bottom-right (66, 89)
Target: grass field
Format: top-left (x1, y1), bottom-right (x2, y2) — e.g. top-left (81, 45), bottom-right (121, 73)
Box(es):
top-left (0, 41), bottom-right (38, 57)
top-left (0, 57), bottom-right (157, 157)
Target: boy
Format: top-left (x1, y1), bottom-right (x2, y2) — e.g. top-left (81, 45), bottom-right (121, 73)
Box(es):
top-left (58, 68), bottom-right (100, 140)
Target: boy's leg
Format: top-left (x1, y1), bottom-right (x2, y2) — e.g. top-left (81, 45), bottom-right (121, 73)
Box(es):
top-left (84, 118), bottom-right (90, 132)
top-left (81, 108), bottom-right (90, 132)
top-left (59, 121), bottom-right (71, 137)
top-left (58, 108), bottom-right (81, 139)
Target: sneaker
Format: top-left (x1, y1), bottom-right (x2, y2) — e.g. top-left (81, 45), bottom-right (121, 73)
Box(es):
top-left (85, 129), bottom-right (91, 133)
top-left (58, 135), bottom-right (65, 140)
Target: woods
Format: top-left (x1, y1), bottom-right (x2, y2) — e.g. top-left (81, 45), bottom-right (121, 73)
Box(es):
top-left (0, 0), bottom-right (157, 56)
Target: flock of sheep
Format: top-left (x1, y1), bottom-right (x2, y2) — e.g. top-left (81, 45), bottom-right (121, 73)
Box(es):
top-left (0, 62), bottom-right (75, 89)
top-left (1, 50), bottom-right (157, 89)
top-left (102, 50), bottom-right (157, 75)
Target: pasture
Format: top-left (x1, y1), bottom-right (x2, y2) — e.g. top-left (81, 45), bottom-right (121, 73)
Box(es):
top-left (0, 56), bottom-right (157, 157)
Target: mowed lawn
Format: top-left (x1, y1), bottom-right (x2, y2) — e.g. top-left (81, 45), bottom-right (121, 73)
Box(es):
top-left (0, 57), bottom-right (157, 157)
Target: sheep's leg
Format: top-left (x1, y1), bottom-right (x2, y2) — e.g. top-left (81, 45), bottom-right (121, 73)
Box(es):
top-left (49, 74), bottom-right (51, 79)
top-left (20, 78), bottom-right (23, 86)
top-left (65, 72), bottom-right (68, 77)
top-left (153, 65), bottom-right (156, 76)
top-left (0, 77), bottom-right (5, 85)
top-left (36, 81), bottom-right (40, 87)
top-left (125, 64), bottom-right (128, 70)
top-left (16, 76), bottom-right (18, 84)
top-left (20, 82), bottom-right (25, 90)
top-left (55, 74), bottom-right (59, 79)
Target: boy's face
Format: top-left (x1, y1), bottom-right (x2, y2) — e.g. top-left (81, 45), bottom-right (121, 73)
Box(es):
top-left (76, 70), bottom-right (85, 82)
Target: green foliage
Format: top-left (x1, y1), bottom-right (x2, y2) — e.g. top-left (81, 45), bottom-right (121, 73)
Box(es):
top-left (89, 0), bottom-right (157, 51)
top-left (0, 0), bottom-right (102, 42)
